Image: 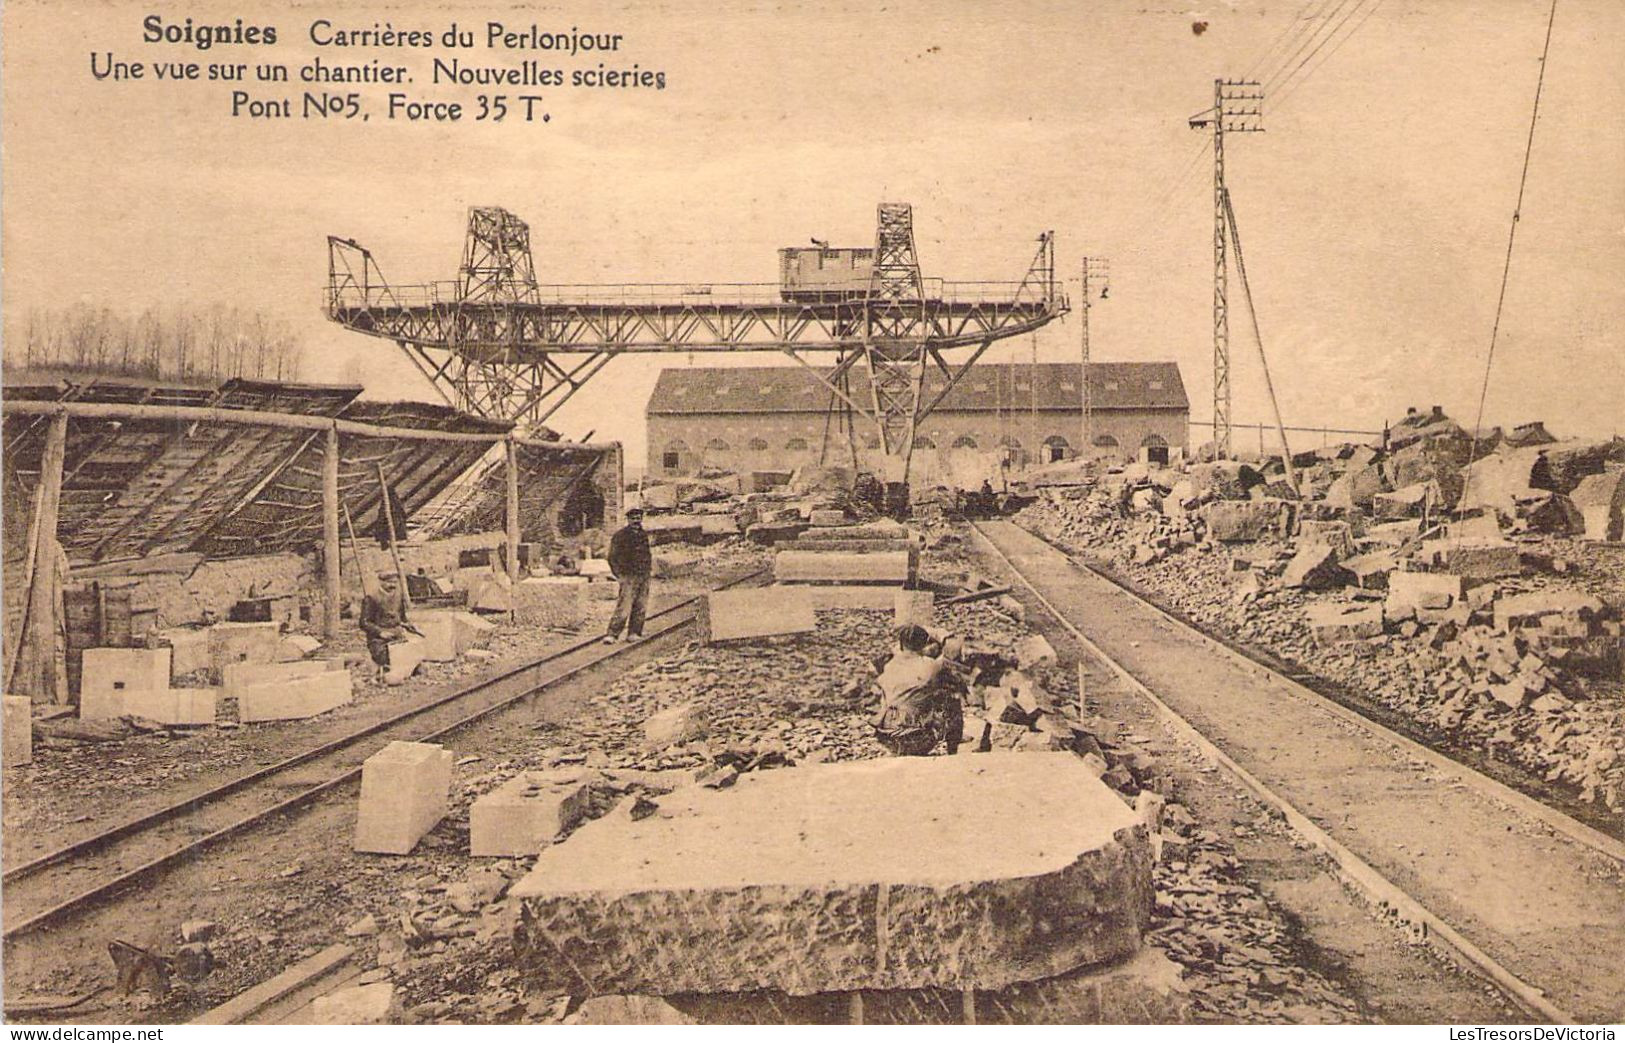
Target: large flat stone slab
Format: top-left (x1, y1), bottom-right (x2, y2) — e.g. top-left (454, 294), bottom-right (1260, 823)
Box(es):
top-left (511, 753), bottom-right (1151, 996)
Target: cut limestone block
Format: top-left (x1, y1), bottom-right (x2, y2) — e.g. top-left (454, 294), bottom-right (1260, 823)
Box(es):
top-left (1203, 500), bottom-right (1287, 543)
top-left (640, 484), bottom-right (679, 511)
top-left (1280, 545), bottom-right (1350, 590)
top-left (578, 558), bottom-right (613, 578)
top-left (1421, 537), bottom-right (1521, 579)
top-left (643, 702), bottom-right (708, 749)
top-left (792, 538), bottom-right (915, 554)
top-left (1571, 471), bottom-right (1625, 542)
top-left (1306, 603), bottom-right (1385, 644)
top-left (80, 647), bottom-right (171, 720)
top-left (1297, 519), bottom-right (1356, 558)
top-left (208, 622), bottom-right (283, 674)
top-left (1385, 572), bottom-right (1465, 620)
top-left (122, 687), bottom-right (217, 727)
top-left (4, 695), bottom-right (33, 767)
top-left (510, 754), bottom-right (1152, 997)
top-left (278, 634), bottom-right (323, 661)
top-left (1341, 550), bottom-right (1398, 590)
top-left (800, 586), bottom-right (898, 611)
top-left (311, 983), bottom-right (398, 1025)
top-left (774, 550), bottom-right (913, 586)
top-left (354, 741), bottom-right (454, 855)
top-left (893, 589), bottom-right (935, 630)
top-left (222, 659), bottom-right (336, 701)
top-left (698, 515), bottom-right (740, 537)
top-left (564, 996), bottom-right (696, 1025)
top-left (513, 577), bottom-right (586, 629)
top-left (412, 610), bottom-right (474, 662)
top-left (385, 635), bottom-right (428, 685)
top-left (809, 509), bottom-right (847, 527)
top-left (157, 628), bottom-right (212, 678)
top-left (1015, 634), bottom-right (1058, 670)
top-left (238, 670), bottom-right (353, 723)
top-left (702, 588), bottom-right (817, 644)
top-left (470, 771), bottom-right (595, 857)
top-left (470, 573), bottom-right (514, 613)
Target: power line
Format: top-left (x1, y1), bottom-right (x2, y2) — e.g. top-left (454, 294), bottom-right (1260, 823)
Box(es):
top-left (1460, 0), bottom-right (1561, 508)
top-left (1241, 0), bottom-right (1333, 83)
top-left (1274, 0), bottom-right (1385, 111)
top-left (1270, 0), bottom-right (1378, 99)
top-left (1262, 0), bottom-right (1355, 93)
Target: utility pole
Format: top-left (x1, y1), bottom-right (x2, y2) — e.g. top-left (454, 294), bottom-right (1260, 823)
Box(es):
top-left (1079, 257), bottom-right (1110, 460)
top-left (1190, 79), bottom-right (1263, 459)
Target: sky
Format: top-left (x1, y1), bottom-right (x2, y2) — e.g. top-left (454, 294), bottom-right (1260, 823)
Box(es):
top-left (4, 0), bottom-right (1622, 462)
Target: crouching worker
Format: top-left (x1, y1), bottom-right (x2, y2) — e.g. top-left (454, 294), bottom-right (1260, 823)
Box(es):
top-left (871, 624), bottom-right (966, 756)
top-left (360, 571), bottom-right (408, 682)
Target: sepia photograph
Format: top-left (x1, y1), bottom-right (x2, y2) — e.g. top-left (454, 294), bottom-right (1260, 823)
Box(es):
top-left (1, 0), bottom-right (1622, 1029)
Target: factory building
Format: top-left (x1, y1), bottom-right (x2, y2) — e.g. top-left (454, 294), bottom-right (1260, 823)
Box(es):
top-left (645, 361), bottom-right (1189, 487)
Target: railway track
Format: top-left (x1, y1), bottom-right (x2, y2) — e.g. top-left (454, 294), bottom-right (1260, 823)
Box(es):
top-left (1, 569), bottom-right (765, 944)
top-left (971, 520), bottom-right (1625, 1024)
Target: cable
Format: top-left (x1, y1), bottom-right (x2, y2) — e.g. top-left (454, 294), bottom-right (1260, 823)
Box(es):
top-left (1262, 0), bottom-right (1354, 92)
top-left (1271, 0), bottom-right (1378, 101)
top-left (1273, 0), bottom-right (1385, 111)
top-left (1460, 0), bottom-right (1560, 510)
top-left (1241, 0), bottom-right (1332, 84)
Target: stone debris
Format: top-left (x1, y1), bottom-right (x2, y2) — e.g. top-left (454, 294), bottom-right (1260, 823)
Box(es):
top-left (1018, 413), bottom-right (1625, 813)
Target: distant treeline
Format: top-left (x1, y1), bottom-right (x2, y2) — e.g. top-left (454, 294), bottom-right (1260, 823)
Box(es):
top-left (5, 305), bottom-right (302, 384)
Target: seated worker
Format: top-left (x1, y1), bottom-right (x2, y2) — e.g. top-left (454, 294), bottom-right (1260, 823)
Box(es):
top-left (359, 571), bottom-right (408, 682)
top-left (871, 624), bottom-right (966, 757)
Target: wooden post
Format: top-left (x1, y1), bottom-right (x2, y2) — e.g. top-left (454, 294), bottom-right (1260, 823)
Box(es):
top-left (374, 462), bottom-right (410, 608)
top-left (322, 426), bottom-right (341, 639)
top-left (962, 988), bottom-right (977, 1025)
top-left (847, 991), bottom-right (864, 1025)
top-left (505, 438), bottom-right (521, 582)
top-left (12, 413), bottom-right (68, 703)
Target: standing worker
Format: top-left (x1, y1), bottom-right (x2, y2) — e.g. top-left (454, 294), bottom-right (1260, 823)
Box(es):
top-left (603, 508), bottom-right (651, 643)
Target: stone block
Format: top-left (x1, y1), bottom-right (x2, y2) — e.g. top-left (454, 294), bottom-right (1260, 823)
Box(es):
top-left (809, 509), bottom-right (847, 527)
top-left (278, 634), bottom-right (323, 661)
top-left (1015, 634), bottom-right (1058, 670)
top-left (703, 587), bottom-right (817, 643)
top-left (802, 586), bottom-right (899, 611)
top-left (643, 702), bottom-right (708, 749)
top-left (1204, 500), bottom-right (1286, 542)
top-left (452, 611), bottom-right (497, 641)
top-left (4, 695), bottom-right (33, 767)
top-left (577, 558), bottom-right (613, 578)
top-left (1341, 550), bottom-right (1397, 590)
top-left (208, 622), bottom-right (283, 674)
top-left (1386, 571), bottom-right (1465, 620)
top-left (238, 670), bottom-right (353, 723)
top-left (222, 658), bottom-right (337, 701)
top-left (698, 515), bottom-right (740, 537)
top-left (123, 687), bottom-right (217, 727)
top-left (411, 610), bottom-right (472, 662)
top-left (1297, 519), bottom-right (1355, 558)
top-left (1422, 537), bottom-right (1521, 579)
top-left (1281, 545), bottom-right (1350, 590)
top-left (80, 647), bottom-right (171, 720)
top-left (385, 635), bottom-right (428, 685)
top-left (470, 771), bottom-right (594, 857)
top-left (893, 589), bottom-right (935, 630)
top-left (773, 550), bottom-right (914, 586)
top-left (311, 983), bottom-right (398, 1025)
top-left (1571, 471), bottom-right (1625, 542)
top-left (510, 754), bottom-right (1151, 997)
top-left (1306, 603), bottom-right (1385, 644)
top-left (513, 577), bottom-right (586, 629)
top-left (354, 741), bottom-right (454, 855)
top-left (470, 572), bottom-right (514, 613)
top-left (156, 628), bottom-right (212, 678)
top-left (564, 996), bottom-right (696, 1025)
top-left (639, 484), bottom-right (679, 511)
top-left (1495, 590), bottom-right (1605, 632)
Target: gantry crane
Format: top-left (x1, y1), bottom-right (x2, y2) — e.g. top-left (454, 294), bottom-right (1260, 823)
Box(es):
top-left (325, 203), bottom-right (1067, 490)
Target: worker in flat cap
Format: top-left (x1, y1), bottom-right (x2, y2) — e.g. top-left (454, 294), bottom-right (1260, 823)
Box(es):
top-left (360, 570), bottom-right (408, 681)
top-left (604, 507), bottom-right (652, 643)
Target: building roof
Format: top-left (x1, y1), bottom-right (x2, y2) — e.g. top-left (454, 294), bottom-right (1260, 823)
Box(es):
top-left (647, 362), bottom-right (1188, 416)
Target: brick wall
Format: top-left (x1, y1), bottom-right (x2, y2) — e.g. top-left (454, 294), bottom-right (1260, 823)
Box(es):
top-left (648, 408), bottom-right (1189, 486)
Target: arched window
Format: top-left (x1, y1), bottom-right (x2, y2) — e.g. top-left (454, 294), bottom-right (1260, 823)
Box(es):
top-left (1140, 433), bottom-right (1169, 448)
top-left (951, 435), bottom-right (979, 450)
top-left (914, 435), bottom-right (937, 450)
top-left (747, 437), bottom-right (769, 451)
top-left (998, 436), bottom-right (1025, 468)
top-left (1043, 435), bottom-right (1071, 463)
top-left (705, 438), bottom-right (730, 452)
top-left (1092, 434), bottom-right (1120, 449)
top-left (662, 439), bottom-right (690, 474)
top-left (786, 437), bottom-right (809, 451)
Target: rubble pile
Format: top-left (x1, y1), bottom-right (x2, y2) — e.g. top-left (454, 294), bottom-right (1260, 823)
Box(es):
top-left (632, 466), bottom-right (885, 548)
top-left (1017, 410), bottom-right (1625, 815)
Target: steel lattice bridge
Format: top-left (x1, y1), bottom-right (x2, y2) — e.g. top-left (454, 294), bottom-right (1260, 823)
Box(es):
top-left (325, 204), bottom-right (1067, 481)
